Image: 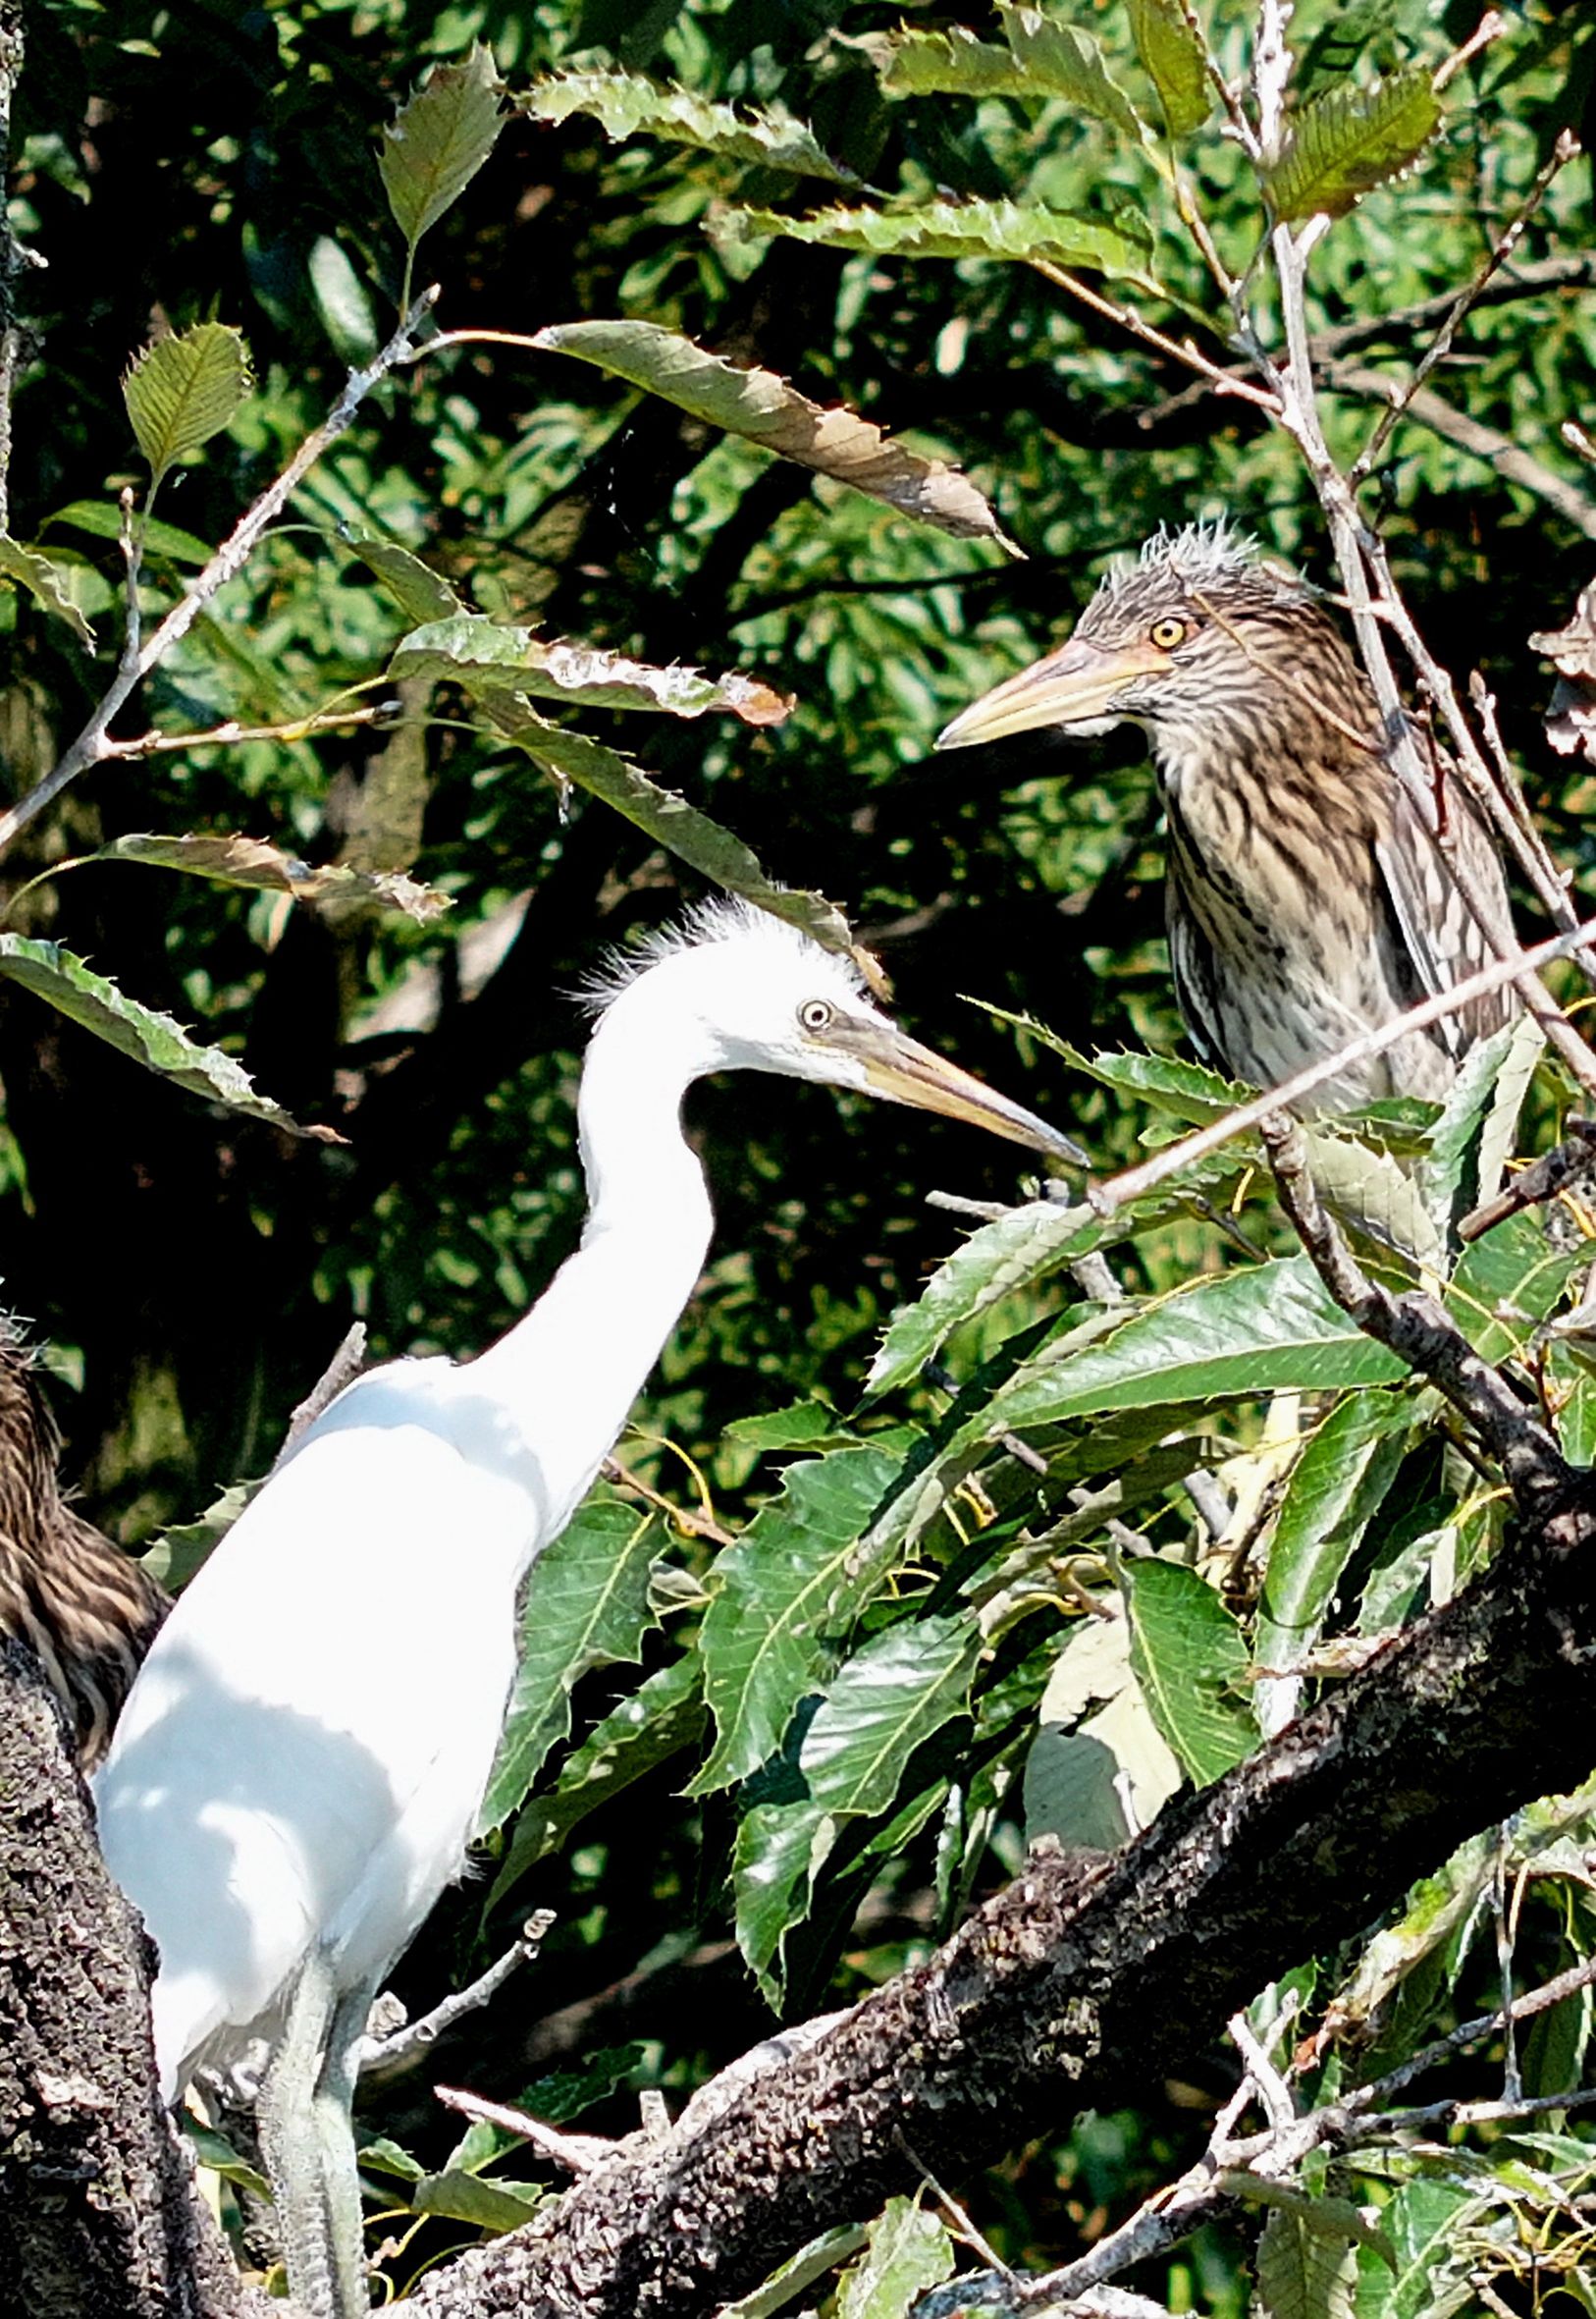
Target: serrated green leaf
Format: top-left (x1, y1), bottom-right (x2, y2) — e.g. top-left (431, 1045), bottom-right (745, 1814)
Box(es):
top-left (1303, 1126), bottom-right (1445, 1269)
top-left (1263, 69), bottom-right (1441, 223)
top-left (0, 934), bottom-right (330, 1138)
top-left (1296, 0), bottom-right (1402, 103)
top-left (1127, 0), bottom-right (1212, 134)
top-left (63, 832), bottom-right (449, 926)
top-left (1048, 1036), bottom-right (1253, 1123)
top-left (691, 1447), bottom-right (903, 1795)
top-left (378, 41), bottom-right (504, 251)
top-left (140, 1481), bottom-right (253, 1592)
top-left (390, 609), bottom-right (791, 724)
top-left (802, 1615), bottom-right (978, 1816)
top-left (1474, 1014), bottom-right (1546, 1210)
top-left (183, 2117), bottom-right (272, 2197)
top-left (866, 1199), bottom-right (1099, 1400)
top-left (727, 197), bottom-right (1154, 282)
top-left (1125, 1558), bottom-right (1255, 1786)
top-left (1417, 1013), bottom-right (1542, 1226)
top-left (986, 1256), bottom-right (1408, 1437)
top-left (482, 696), bottom-right (853, 954)
top-left (485, 1657), bottom-right (704, 1911)
top-left (1355, 2177), bottom-right (1479, 2319)
top-left (732, 1788), bottom-right (835, 2004)
top-left (307, 235), bottom-right (379, 365)
top-left (123, 322), bottom-right (253, 488)
top-left (0, 536), bottom-right (94, 643)
top-left (878, 27), bottom-right (1043, 100)
top-left (532, 320), bottom-right (1013, 547)
top-left (407, 2169), bottom-right (545, 2231)
top-left (476, 1496), bottom-right (660, 1833)
top-left (518, 68), bottom-right (856, 183)
top-left (341, 530), bottom-right (466, 625)
top-left (1254, 2201), bottom-right (1360, 2319)
top-left (994, 4), bottom-right (1146, 138)
top-left (1449, 1211), bottom-right (1583, 1364)
top-left (1255, 1390), bottom-right (1411, 1724)
top-left (722, 1398), bottom-right (854, 1450)
top-left (835, 2198), bottom-right (955, 2319)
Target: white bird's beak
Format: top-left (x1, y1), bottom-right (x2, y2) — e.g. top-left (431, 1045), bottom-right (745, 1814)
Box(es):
top-left (936, 634), bottom-right (1166, 748)
top-left (826, 1016), bottom-right (1089, 1167)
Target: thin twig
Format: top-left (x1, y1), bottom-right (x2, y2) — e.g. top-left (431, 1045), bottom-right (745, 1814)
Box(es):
top-left (279, 1323), bottom-right (368, 1459)
top-left (102, 703), bottom-right (394, 759)
top-left (432, 2081), bottom-right (612, 2176)
top-left (1458, 1120), bottom-right (1596, 1242)
top-left (0, 285), bottom-right (442, 861)
top-left (1088, 914), bottom-right (1596, 1224)
top-left (1328, 361), bottom-right (1596, 542)
top-left (1026, 258), bottom-right (1279, 413)
top-left (359, 1911), bottom-right (557, 2087)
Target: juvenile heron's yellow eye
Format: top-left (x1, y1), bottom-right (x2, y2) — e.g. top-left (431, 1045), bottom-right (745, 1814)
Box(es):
top-left (1149, 616), bottom-right (1188, 650)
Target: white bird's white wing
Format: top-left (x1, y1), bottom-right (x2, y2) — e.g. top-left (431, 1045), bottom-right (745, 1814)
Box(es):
top-left (95, 1362), bottom-right (534, 2094)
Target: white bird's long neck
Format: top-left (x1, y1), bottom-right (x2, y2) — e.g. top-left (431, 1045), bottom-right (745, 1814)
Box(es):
top-left (459, 1011), bottom-right (714, 1572)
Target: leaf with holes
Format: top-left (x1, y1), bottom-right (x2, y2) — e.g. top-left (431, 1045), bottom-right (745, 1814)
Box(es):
top-left (0, 935), bottom-right (334, 1139)
top-left (519, 69), bottom-right (855, 183)
top-left (534, 321), bottom-right (1013, 548)
top-left (124, 322), bottom-right (253, 490)
top-left (379, 41), bottom-right (504, 252)
top-left (1263, 69), bottom-right (1440, 223)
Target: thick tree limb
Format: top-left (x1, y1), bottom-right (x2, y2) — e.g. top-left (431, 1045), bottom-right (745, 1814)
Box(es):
top-left (406, 1446), bottom-right (1596, 2318)
top-left (0, 1641), bottom-right (268, 2319)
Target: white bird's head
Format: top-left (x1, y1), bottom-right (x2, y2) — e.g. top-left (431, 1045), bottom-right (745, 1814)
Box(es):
top-left (581, 896), bottom-right (1086, 1164)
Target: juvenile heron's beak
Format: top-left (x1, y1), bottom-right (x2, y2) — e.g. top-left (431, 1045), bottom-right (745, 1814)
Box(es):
top-left (936, 634), bottom-right (1166, 749)
top-left (829, 1017), bottom-right (1089, 1167)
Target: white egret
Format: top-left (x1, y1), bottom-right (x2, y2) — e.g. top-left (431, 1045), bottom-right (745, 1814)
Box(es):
top-left (93, 897), bottom-right (1083, 2318)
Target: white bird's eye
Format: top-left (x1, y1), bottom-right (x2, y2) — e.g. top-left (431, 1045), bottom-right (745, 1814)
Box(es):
top-left (799, 998), bottom-right (834, 1034)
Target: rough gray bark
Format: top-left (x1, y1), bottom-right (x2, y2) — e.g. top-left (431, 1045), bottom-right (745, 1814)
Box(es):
top-left (0, 1639), bottom-right (264, 2319)
top-left (405, 1477), bottom-right (1596, 2319)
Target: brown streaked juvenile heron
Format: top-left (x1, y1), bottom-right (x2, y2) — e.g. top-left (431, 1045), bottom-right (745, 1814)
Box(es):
top-left (0, 1322), bottom-right (168, 1767)
top-left (938, 522), bottom-right (1516, 1111)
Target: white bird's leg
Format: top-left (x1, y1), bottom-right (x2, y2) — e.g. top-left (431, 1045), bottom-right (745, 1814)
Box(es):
top-left (258, 1946), bottom-right (376, 2318)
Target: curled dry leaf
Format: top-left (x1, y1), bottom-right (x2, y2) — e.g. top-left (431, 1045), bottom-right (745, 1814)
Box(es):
top-left (1530, 579), bottom-right (1596, 763)
top-left (82, 832), bottom-right (452, 926)
top-left (391, 610), bottom-right (793, 725)
top-left (533, 319), bottom-right (1017, 551)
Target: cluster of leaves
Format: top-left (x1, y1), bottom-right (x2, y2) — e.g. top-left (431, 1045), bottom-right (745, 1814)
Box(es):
top-left (6, 0), bottom-right (1596, 2313)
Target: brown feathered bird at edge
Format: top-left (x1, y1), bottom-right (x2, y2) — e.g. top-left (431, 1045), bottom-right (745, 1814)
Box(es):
top-left (938, 522), bottom-right (1517, 1112)
top-left (0, 1321), bottom-right (167, 1767)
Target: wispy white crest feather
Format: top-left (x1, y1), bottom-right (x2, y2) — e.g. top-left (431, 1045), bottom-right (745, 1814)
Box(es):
top-left (575, 894), bottom-right (862, 1019)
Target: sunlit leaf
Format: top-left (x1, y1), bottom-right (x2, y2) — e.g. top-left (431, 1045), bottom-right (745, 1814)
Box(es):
top-left (519, 68), bottom-right (856, 183)
top-left (1127, 0), bottom-right (1212, 135)
top-left (1252, 2201), bottom-right (1359, 2319)
top-left (835, 2198), bottom-right (955, 2319)
top-left (1263, 69), bottom-right (1440, 223)
top-left (65, 832), bottom-right (450, 927)
top-left (727, 197), bottom-right (1154, 282)
top-left (124, 321), bottom-right (253, 489)
top-left (308, 236), bottom-right (379, 365)
top-left (0, 536), bottom-right (94, 643)
top-left (533, 320), bottom-right (1014, 548)
top-left (391, 609), bottom-right (793, 724)
top-left (1124, 1558), bottom-right (1255, 1786)
top-left (0, 934), bottom-right (333, 1139)
top-left (994, 4), bottom-right (1146, 139)
top-left (378, 41), bottom-right (505, 252)
top-left (341, 530), bottom-right (466, 625)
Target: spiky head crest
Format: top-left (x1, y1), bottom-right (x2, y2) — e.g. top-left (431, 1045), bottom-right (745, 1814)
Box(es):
top-left (575, 894), bottom-right (864, 1021)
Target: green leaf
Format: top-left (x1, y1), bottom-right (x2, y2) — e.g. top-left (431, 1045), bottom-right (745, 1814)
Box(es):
top-left (1302, 1126), bottom-right (1445, 1269)
top-left (691, 1446), bottom-right (903, 1795)
top-left (378, 42), bottom-right (505, 253)
top-left (307, 236), bottom-right (379, 365)
top-left (1355, 2176), bottom-right (1477, 2318)
top-left (0, 934), bottom-right (332, 1139)
top-left (1024, 1615), bottom-right (1183, 1849)
top-left (341, 530), bottom-right (467, 625)
top-left (835, 2198), bottom-right (955, 2319)
top-left (0, 536), bottom-right (94, 643)
top-left (476, 1496), bottom-right (660, 1833)
top-left (1127, 0), bottom-right (1212, 135)
top-left (43, 500), bottom-right (212, 566)
top-left (60, 832), bottom-right (450, 927)
top-left (723, 1398), bottom-right (855, 1450)
top-left (986, 1256), bottom-right (1409, 1436)
top-left (1263, 69), bottom-right (1441, 224)
top-left (1124, 1558), bottom-right (1256, 1786)
top-left (994, 4), bottom-right (1146, 139)
top-left (865, 1199), bottom-right (1101, 1401)
top-left (123, 322), bottom-right (253, 490)
top-left (532, 321), bottom-right (1015, 548)
top-left (802, 1615), bottom-right (979, 1816)
top-left (1296, 0), bottom-right (1402, 103)
top-left (482, 696), bottom-right (854, 954)
top-left (518, 68), bottom-right (856, 184)
top-left (484, 1655), bottom-right (705, 1909)
top-left (878, 28), bottom-right (1047, 101)
top-left (390, 610), bottom-right (792, 725)
top-left (407, 2169), bottom-right (545, 2231)
top-left (1255, 1390), bottom-right (1411, 1712)
top-left (727, 197), bottom-right (1154, 282)
top-left (182, 2116), bottom-right (272, 2197)
top-left (1048, 1037), bottom-right (1253, 1124)
top-left (1417, 1014), bottom-right (1543, 1226)
top-left (1254, 2200), bottom-right (1359, 2319)
top-left (1449, 1211), bottom-right (1583, 1365)
top-left (140, 1481), bottom-right (253, 1591)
